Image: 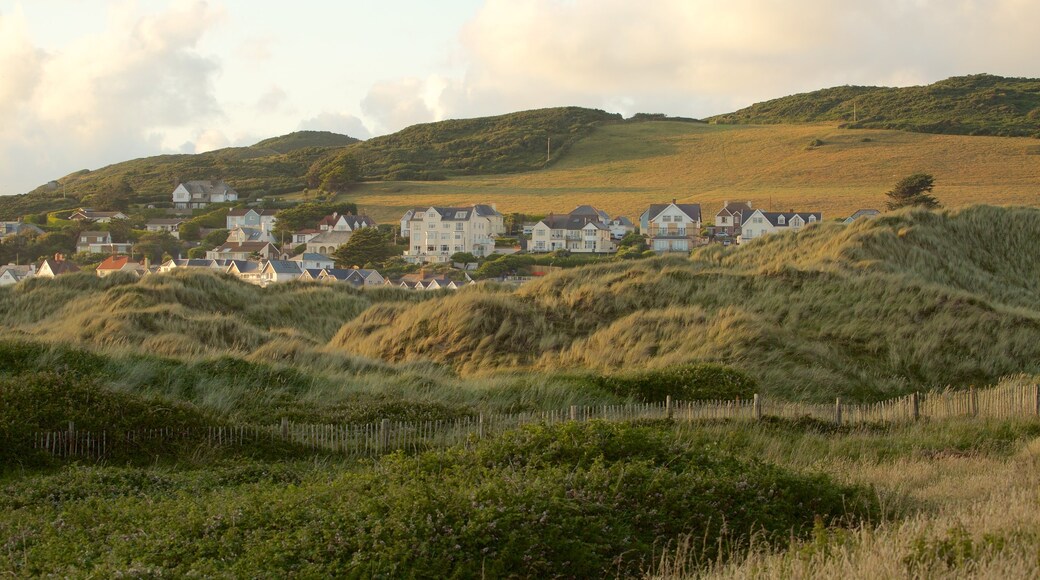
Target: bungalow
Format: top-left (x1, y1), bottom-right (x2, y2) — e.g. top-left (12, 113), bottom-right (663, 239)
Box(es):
top-left (640, 200), bottom-right (702, 252)
top-left (290, 253), bottom-right (335, 270)
top-left (96, 256), bottom-right (147, 278)
top-left (226, 208), bottom-right (277, 231)
top-left (36, 254), bottom-right (80, 278)
top-left (318, 268), bottom-right (385, 287)
top-left (158, 258), bottom-right (233, 273)
top-left (299, 268), bottom-right (325, 281)
top-left (225, 260), bottom-right (264, 285)
top-left (206, 241), bottom-right (279, 261)
top-left (68, 209), bottom-right (129, 223)
top-left (259, 260), bottom-right (303, 286)
top-left (844, 209), bottom-right (881, 224)
top-left (173, 180), bottom-right (238, 209)
top-left (530, 206), bottom-right (615, 254)
top-left (145, 218), bottom-right (186, 238)
top-left (713, 201), bottom-right (753, 240)
top-left (739, 209), bottom-right (822, 243)
top-left (317, 212), bottom-right (376, 232)
top-left (0, 264), bottom-right (34, 286)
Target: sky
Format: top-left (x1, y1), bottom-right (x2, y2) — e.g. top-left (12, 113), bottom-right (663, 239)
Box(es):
top-left (2, 0), bottom-right (1040, 195)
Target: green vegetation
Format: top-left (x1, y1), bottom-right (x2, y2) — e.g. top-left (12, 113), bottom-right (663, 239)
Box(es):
top-left (331, 227), bottom-right (396, 268)
top-left (886, 173), bottom-right (941, 210)
top-left (711, 74), bottom-right (1040, 137)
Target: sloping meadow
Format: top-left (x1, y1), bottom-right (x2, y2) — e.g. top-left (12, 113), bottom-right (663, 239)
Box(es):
top-left (330, 206), bottom-right (1040, 400)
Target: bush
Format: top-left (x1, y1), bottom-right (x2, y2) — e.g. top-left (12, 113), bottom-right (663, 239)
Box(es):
top-left (594, 363), bottom-right (758, 402)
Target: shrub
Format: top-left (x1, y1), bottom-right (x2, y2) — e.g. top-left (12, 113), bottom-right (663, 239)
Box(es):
top-left (595, 363), bottom-right (758, 402)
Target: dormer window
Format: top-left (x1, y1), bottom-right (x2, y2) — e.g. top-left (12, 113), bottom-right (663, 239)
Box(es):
top-left (808, 215), bottom-right (817, 223)
top-left (455, 211), bottom-right (467, 219)
top-left (778, 215), bottom-right (786, 225)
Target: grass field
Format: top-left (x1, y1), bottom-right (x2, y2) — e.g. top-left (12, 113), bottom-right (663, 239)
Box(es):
top-left (308, 121), bottom-right (1040, 223)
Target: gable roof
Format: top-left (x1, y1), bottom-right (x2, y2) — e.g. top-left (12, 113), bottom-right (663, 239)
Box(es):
top-left (179, 180), bottom-right (238, 196)
top-left (226, 260), bottom-right (261, 274)
top-left (97, 256), bottom-right (143, 271)
top-left (742, 210), bottom-right (823, 227)
top-left (845, 209), bottom-right (881, 223)
top-left (716, 201), bottom-right (753, 217)
top-left (646, 203), bottom-right (702, 223)
top-left (39, 258), bottom-right (80, 275)
top-left (410, 205), bottom-right (500, 222)
top-left (226, 208), bottom-right (278, 217)
top-left (307, 230), bottom-right (354, 244)
top-left (538, 214), bottom-right (607, 231)
top-left (611, 216), bottom-right (634, 226)
top-left (263, 260), bottom-right (303, 274)
top-left (146, 218), bottom-right (187, 226)
top-left (291, 253), bottom-right (334, 262)
top-left (212, 241), bottom-right (275, 253)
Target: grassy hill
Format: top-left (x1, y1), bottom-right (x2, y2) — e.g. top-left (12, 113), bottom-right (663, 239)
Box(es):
top-left (335, 120), bottom-right (1040, 223)
top-left (710, 74), bottom-right (1040, 137)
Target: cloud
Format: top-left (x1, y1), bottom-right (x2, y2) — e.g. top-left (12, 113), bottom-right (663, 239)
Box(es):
top-left (0, 1), bottom-right (225, 195)
top-left (256, 85), bottom-right (289, 114)
top-left (298, 112), bottom-right (372, 140)
top-left (360, 0), bottom-right (1040, 133)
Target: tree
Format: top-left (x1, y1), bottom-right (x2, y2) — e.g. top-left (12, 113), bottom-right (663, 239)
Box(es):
top-left (178, 221), bottom-right (202, 242)
top-left (133, 231), bottom-right (182, 263)
top-left (107, 218), bottom-right (134, 243)
top-left (886, 173), bottom-right (941, 210)
top-left (271, 202), bottom-right (358, 240)
top-left (201, 229), bottom-right (229, 249)
top-left (331, 228), bottom-right (396, 268)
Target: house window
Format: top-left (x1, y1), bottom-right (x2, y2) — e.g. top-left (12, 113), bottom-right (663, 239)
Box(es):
top-left (456, 223), bottom-right (464, 231)
top-left (440, 245), bottom-right (449, 252)
top-left (778, 215), bottom-right (785, 225)
top-left (808, 215), bottom-right (817, 223)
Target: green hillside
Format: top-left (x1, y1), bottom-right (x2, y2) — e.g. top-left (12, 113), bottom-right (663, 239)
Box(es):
top-left (710, 74), bottom-right (1040, 137)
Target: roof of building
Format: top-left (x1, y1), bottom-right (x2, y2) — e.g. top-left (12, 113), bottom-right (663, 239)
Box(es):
top-left (291, 253), bottom-right (334, 262)
top-left (716, 201), bottom-right (753, 217)
top-left (228, 226), bottom-right (271, 242)
top-left (294, 228), bottom-right (321, 235)
top-left (71, 209), bottom-right (126, 219)
top-left (97, 256), bottom-right (143, 271)
top-left (226, 208), bottom-right (277, 217)
top-left (263, 260), bottom-right (303, 274)
top-left (307, 230), bottom-right (354, 244)
top-left (226, 260), bottom-right (262, 274)
top-left (409, 205), bottom-right (502, 222)
top-left (80, 231), bottom-right (110, 239)
top-left (179, 180), bottom-right (238, 196)
top-left (645, 203), bottom-right (702, 223)
top-left (39, 257), bottom-right (80, 275)
top-left (611, 216), bottom-right (634, 226)
top-left (538, 214), bottom-right (608, 231)
top-left (146, 218), bottom-right (187, 226)
top-left (212, 241), bottom-right (275, 253)
top-left (1, 222), bottom-right (44, 237)
top-left (845, 209), bottom-right (881, 223)
top-left (742, 210), bottom-right (823, 227)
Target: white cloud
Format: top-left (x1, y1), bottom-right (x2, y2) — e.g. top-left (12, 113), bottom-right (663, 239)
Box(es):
top-left (0, 0), bottom-right (225, 195)
top-left (360, 0), bottom-right (1040, 133)
top-left (298, 112), bottom-right (372, 140)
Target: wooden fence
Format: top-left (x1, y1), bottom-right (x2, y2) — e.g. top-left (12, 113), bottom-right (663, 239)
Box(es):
top-left (31, 383), bottom-right (1040, 461)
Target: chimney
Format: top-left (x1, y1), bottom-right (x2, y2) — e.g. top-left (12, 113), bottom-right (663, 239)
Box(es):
top-left (788, 209), bottom-right (793, 213)
top-left (419, 267), bottom-right (426, 278)
top-left (54, 253), bottom-right (63, 262)
top-left (747, 201), bottom-right (752, 207)
top-left (672, 198), bottom-right (677, 205)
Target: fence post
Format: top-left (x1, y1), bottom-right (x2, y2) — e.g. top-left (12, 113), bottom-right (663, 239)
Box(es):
top-left (911, 392), bottom-right (920, 421)
top-left (835, 398), bottom-right (842, 426)
top-left (380, 419), bottom-right (389, 451)
top-left (478, 413), bottom-right (485, 439)
top-left (666, 396), bottom-right (673, 420)
top-left (280, 417), bottom-right (289, 440)
top-left (569, 405), bottom-right (577, 421)
top-left (753, 394), bottom-right (762, 421)
top-left (1034, 385), bottom-right (1039, 417)
top-left (67, 421), bottom-right (75, 456)
top-left (970, 387), bottom-right (978, 417)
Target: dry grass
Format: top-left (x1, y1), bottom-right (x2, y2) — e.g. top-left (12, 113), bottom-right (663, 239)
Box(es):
top-left (298, 121), bottom-right (1040, 222)
top-left (653, 420), bottom-right (1040, 579)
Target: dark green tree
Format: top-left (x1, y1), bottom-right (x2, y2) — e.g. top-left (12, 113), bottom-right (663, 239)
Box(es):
top-left (886, 173), bottom-right (941, 210)
top-left (201, 229), bottom-right (229, 249)
top-left (332, 227), bottom-right (396, 268)
top-left (107, 218), bottom-right (134, 243)
top-left (178, 221), bottom-right (202, 242)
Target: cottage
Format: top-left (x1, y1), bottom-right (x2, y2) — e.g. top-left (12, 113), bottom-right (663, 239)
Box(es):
top-left (292, 229), bottom-right (321, 244)
top-left (75, 231), bottom-right (134, 255)
top-left (530, 206), bottom-right (615, 254)
top-left (158, 258), bottom-right (233, 273)
top-left (317, 212), bottom-right (376, 232)
top-left (739, 209), bottom-right (822, 243)
top-left (0, 264), bottom-right (34, 286)
top-left (68, 209), bottom-right (129, 223)
top-left (173, 180), bottom-right (238, 209)
top-left (290, 253), bottom-right (335, 270)
top-left (145, 218), bottom-right (187, 238)
top-left (36, 255), bottom-right (80, 278)
top-left (640, 200), bottom-right (703, 252)
top-left (402, 205), bottom-right (504, 263)
top-left (96, 256), bottom-right (147, 278)
top-left (226, 208), bottom-right (277, 231)
top-left (225, 260), bottom-right (264, 284)
top-left (226, 226), bottom-right (277, 244)
top-left (316, 268), bottom-right (386, 287)
top-left (259, 260), bottom-right (304, 286)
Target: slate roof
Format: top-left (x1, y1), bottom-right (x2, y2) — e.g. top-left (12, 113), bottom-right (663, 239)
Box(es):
top-left (212, 241), bottom-right (275, 253)
top-left (570, 205), bottom-right (610, 222)
top-left (226, 260), bottom-right (261, 274)
top-left (611, 216), bottom-right (634, 226)
top-left (716, 201), bottom-right (753, 217)
top-left (307, 231), bottom-right (354, 245)
top-left (226, 208), bottom-right (277, 217)
top-left (538, 215), bottom-right (608, 231)
top-left (742, 210), bottom-right (823, 227)
top-left (645, 203), bottom-right (702, 223)
top-left (291, 253), bottom-right (334, 262)
top-left (263, 260), bottom-right (303, 274)
top-left (180, 180), bottom-right (238, 197)
top-left (844, 209), bottom-right (880, 223)
top-left (39, 258), bottom-right (80, 275)
top-left (409, 205), bottom-right (501, 222)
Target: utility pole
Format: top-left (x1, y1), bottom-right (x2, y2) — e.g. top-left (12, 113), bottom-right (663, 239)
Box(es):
top-left (547, 136), bottom-right (551, 164)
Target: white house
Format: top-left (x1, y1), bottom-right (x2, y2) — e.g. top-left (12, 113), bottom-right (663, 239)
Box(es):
top-left (145, 218), bottom-right (186, 238)
top-left (0, 264), bottom-right (34, 286)
top-left (317, 268), bottom-right (385, 287)
top-left (639, 201), bottom-right (702, 252)
top-left (739, 209), bottom-right (822, 243)
top-left (292, 229), bottom-right (321, 245)
top-left (259, 260), bottom-right (304, 286)
top-left (225, 208), bottom-right (277, 231)
top-left (290, 253), bottom-right (335, 270)
top-left (36, 255), bottom-right (80, 278)
top-left (306, 230), bottom-right (355, 255)
top-left (173, 181), bottom-right (239, 209)
top-left (608, 216), bottom-right (635, 240)
top-left (225, 260), bottom-right (264, 285)
top-left (226, 226), bottom-right (277, 245)
top-left (158, 259), bottom-right (233, 273)
top-left (206, 242), bottom-right (279, 261)
top-left (1, 221), bottom-right (44, 240)
top-left (76, 231), bottom-right (133, 255)
top-left (68, 209), bottom-right (129, 223)
top-left (530, 206), bottom-right (615, 254)
top-left (403, 205), bottom-right (505, 263)
top-left (317, 212), bottom-right (376, 232)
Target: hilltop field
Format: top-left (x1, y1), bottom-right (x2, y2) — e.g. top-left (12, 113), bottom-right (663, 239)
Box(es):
top-left (324, 120), bottom-right (1040, 222)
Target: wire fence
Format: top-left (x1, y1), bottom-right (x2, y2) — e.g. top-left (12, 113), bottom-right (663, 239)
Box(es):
top-left (31, 383), bottom-right (1040, 461)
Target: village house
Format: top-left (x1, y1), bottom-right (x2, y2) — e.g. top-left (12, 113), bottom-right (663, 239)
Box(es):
top-left (206, 241), bottom-right (279, 261)
top-left (36, 254), bottom-right (80, 278)
top-left (226, 225), bottom-right (277, 245)
top-left (68, 209), bottom-right (129, 223)
top-left (640, 200), bottom-right (703, 252)
top-left (318, 212), bottom-right (376, 232)
top-left (259, 260), bottom-right (304, 286)
top-left (402, 205), bottom-right (504, 263)
top-left (96, 256), bottom-right (147, 278)
top-left (608, 216), bottom-right (635, 240)
top-left (76, 231), bottom-right (133, 255)
top-left (292, 229), bottom-right (321, 245)
top-left (1, 221), bottom-right (44, 240)
top-left (290, 253), bottom-right (335, 270)
top-left (530, 206), bottom-right (615, 254)
top-left (0, 264), bottom-right (35, 286)
top-left (225, 260), bottom-right (264, 285)
top-left (158, 259), bottom-right (233, 273)
top-left (844, 209), bottom-right (881, 224)
top-left (145, 218), bottom-right (187, 238)
top-left (305, 230), bottom-right (354, 256)
top-left (226, 208), bottom-right (278, 231)
top-left (173, 180), bottom-right (238, 209)
top-left (739, 209), bottom-right (822, 243)
top-left (713, 201), bottom-right (753, 242)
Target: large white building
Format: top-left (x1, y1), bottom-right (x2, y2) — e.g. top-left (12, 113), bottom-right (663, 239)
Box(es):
top-left (639, 201), bottom-right (702, 252)
top-left (530, 206), bottom-right (616, 254)
top-left (403, 205), bottom-right (504, 263)
top-left (739, 209), bottom-right (822, 243)
top-left (173, 181), bottom-right (239, 209)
